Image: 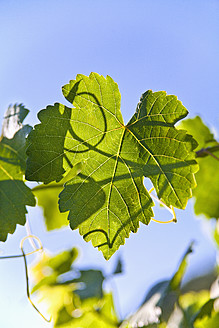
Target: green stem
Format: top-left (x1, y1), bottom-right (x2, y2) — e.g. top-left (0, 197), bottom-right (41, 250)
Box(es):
top-left (196, 144), bottom-right (219, 160)
top-left (31, 183), bottom-right (63, 192)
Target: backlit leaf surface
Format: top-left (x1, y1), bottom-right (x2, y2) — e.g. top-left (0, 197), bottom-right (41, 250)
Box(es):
top-left (26, 73), bottom-right (198, 258)
top-left (179, 116), bottom-right (219, 218)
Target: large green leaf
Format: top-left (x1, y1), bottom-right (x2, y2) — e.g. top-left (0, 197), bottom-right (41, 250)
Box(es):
top-left (26, 73), bottom-right (198, 259)
top-left (179, 116), bottom-right (219, 218)
top-left (0, 105), bottom-right (35, 241)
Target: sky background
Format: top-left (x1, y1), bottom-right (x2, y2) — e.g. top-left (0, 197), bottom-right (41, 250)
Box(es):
top-left (0, 0), bottom-right (219, 327)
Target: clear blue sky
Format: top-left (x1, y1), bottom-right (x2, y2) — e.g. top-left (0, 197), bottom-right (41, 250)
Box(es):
top-left (0, 1), bottom-right (219, 327)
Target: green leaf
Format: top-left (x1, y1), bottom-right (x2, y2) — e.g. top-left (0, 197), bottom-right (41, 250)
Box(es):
top-left (33, 183), bottom-right (69, 230)
top-left (169, 241), bottom-right (193, 291)
top-left (33, 163), bottom-right (83, 230)
top-left (72, 270), bottom-right (104, 300)
top-left (113, 257), bottom-right (123, 275)
top-left (179, 116), bottom-right (219, 218)
top-left (193, 298), bottom-right (215, 324)
top-left (193, 155), bottom-right (219, 218)
top-left (177, 290), bottom-right (210, 327)
top-left (31, 249), bottom-right (118, 327)
top-left (31, 247), bottom-right (78, 293)
top-left (178, 116), bottom-right (216, 151)
top-left (55, 293), bottom-right (119, 328)
top-left (26, 73), bottom-right (198, 259)
top-left (214, 219), bottom-right (219, 247)
top-left (194, 312), bottom-right (219, 328)
top-left (0, 105), bottom-right (35, 241)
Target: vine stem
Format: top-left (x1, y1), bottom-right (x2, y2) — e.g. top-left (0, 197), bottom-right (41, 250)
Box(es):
top-left (25, 215), bottom-right (39, 251)
top-left (0, 235), bottom-right (51, 323)
top-left (20, 235), bottom-right (51, 323)
top-left (196, 144), bottom-right (219, 160)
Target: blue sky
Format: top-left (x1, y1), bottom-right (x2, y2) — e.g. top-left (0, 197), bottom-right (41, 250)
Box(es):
top-left (0, 1), bottom-right (219, 327)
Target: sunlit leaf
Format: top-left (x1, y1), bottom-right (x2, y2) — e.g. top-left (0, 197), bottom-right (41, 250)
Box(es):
top-left (194, 155), bottom-right (219, 218)
top-left (194, 312), bottom-right (219, 328)
top-left (56, 293), bottom-right (119, 328)
top-left (179, 116), bottom-right (219, 218)
top-left (26, 73), bottom-right (198, 258)
top-left (33, 163), bottom-right (83, 230)
top-left (32, 248), bottom-right (78, 293)
top-left (193, 298), bottom-right (216, 324)
top-left (31, 249), bottom-right (118, 327)
top-left (177, 116), bottom-right (216, 151)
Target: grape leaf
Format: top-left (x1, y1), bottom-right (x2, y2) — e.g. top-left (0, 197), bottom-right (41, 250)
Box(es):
top-left (33, 163), bottom-right (83, 230)
top-left (26, 73), bottom-right (198, 259)
top-left (33, 182), bottom-right (69, 230)
top-left (0, 105), bottom-right (35, 241)
top-left (177, 116), bottom-right (216, 151)
top-left (179, 116), bottom-right (219, 218)
top-left (194, 155), bottom-right (219, 218)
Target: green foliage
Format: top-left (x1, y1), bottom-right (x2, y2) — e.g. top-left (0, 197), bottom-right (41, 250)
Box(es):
top-left (179, 116), bottom-right (219, 219)
top-left (113, 257), bottom-right (123, 275)
top-left (177, 290), bottom-right (219, 328)
top-left (29, 243), bottom-right (219, 328)
top-left (31, 248), bottom-right (119, 327)
top-left (0, 104), bottom-right (35, 241)
top-left (33, 182), bottom-right (69, 230)
top-left (32, 163), bottom-right (83, 230)
top-left (32, 163), bottom-right (82, 230)
top-left (178, 116), bottom-right (216, 151)
top-left (25, 73), bottom-right (198, 259)
top-left (1, 75), bottom-right (218, 328)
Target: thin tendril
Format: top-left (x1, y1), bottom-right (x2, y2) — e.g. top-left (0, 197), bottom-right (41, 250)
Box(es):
top-left (149, 187), bottom-right (177, 224)
top-left (204, 150), bottom-right (219, 162)
top-left (0, 236), bottom-right (51, 322)
top-left (25, 215), bottom-right (39, 251)
top-left (0, 248), bottom-right (41, 260)
top-left (20, 235), bottom-right (51, 323)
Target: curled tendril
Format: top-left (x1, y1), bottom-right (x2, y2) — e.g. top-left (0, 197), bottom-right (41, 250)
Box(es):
top-left (149, 187), bottom-right (177, 224)
top-left (0, 235), bottom-right (51, 323)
